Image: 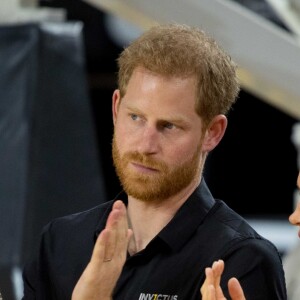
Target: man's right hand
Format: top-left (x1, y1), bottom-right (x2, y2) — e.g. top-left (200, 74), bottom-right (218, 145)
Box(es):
top-left (72, 200), bottom-right (132, 300)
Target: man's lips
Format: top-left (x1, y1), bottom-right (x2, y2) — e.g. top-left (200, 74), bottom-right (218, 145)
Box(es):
top-left (131, 162), bottom-right (159, 173)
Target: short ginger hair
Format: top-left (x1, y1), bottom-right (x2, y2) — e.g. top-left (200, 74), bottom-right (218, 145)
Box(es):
top-left (117, 23), bottom-right (240, 127)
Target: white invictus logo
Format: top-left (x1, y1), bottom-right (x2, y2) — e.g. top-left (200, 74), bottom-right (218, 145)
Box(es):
top-left (138, 293), bottom-right (178, 300)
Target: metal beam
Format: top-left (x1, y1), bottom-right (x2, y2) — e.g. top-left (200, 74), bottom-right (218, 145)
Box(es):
top-left (265, 0), bottom-right (300, 36)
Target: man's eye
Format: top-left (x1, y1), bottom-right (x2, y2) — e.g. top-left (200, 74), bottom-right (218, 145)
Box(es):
top-left (130, 114), bottom-right (138, 121)
top-left (164, 122), bottom-right (175, 130)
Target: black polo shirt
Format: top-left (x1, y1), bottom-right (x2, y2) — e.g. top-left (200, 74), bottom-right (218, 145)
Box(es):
top-left (22, 179), bottom-right (287, 299)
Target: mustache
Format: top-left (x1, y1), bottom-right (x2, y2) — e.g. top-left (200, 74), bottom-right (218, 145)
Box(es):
top-left (123, 152), bottom-right (168, 171)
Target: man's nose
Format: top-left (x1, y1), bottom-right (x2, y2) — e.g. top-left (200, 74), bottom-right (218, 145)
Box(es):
top-left (136, 126), bottom-right (160, 155)
top-left (289, 202), bottom-right (300, 225)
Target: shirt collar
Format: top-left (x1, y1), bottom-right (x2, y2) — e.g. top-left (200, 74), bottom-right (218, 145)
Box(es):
top-left (94, 179), bottom-right (215, 252)
top-left (158, 178), bottom-right (215, 251)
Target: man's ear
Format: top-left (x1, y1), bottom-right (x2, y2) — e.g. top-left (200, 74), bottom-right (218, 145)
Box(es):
top-left (112, 89), bottom-right (121, 126)
top-left (202, 115), bottom-right (228, 152)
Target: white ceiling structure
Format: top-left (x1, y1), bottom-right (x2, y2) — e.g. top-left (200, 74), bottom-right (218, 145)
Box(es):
top-left (0, 0), bottom-right (65, 24)
top-left (85, 0), bottom-right (300, 120)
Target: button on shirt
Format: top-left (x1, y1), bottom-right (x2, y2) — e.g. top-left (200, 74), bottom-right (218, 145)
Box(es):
top-left (22, 179), bottom-right (287, 299)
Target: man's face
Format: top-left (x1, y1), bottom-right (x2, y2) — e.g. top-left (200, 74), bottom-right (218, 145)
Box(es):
top-left (112, 67), bottom-right (206, 202)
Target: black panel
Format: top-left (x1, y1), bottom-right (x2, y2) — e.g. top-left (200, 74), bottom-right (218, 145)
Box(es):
top-left (0, 22), bottom-right (106, 299)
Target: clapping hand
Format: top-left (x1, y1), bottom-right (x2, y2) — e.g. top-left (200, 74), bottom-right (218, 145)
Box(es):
top-left (72, 201), bottom-right (132, 300)
top-left (200, 260), bottom-right (246, 300)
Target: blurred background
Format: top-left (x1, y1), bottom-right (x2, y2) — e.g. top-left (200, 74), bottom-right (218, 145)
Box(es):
top-left (0, 0), bottom-right (300, 299)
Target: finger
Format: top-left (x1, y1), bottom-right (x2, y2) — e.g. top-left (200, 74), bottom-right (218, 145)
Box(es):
top-left (104, 226), bottom-right (118, 261)
top-left (105, 201), bottom-right (123, 230)
top-left (201, 267), bottom-right (214, 296)
top-left (114, 202), bottom-right (130, 259)
top-left (113, 199), bottom-right (125, 210)
top-left (206, 284), bottom-right (216, 300)
top-left (201, 260), bottom-right (221, 295)
top-left (114, 201), bottom-right (128, 238)
top-left (228, 278), bottom-right (246, 300)
top-left (91, 229), bottom-right (110, 263)
top-left (212, 260), bottom-right (226, 299)
top-left (215, 286), bottom-right (226, 300)
top-left (212, 260), bottom-right (224, 286)
top-left (103, 202), bottom-right (125, 260)
top-left (94, 201), bottom-right (124, 262)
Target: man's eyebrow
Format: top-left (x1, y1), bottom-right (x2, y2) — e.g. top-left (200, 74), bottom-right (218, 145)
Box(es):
top-left (124, 105), bottom-right (143, 114)
top-left (159, 117), bottom-right (190, 127)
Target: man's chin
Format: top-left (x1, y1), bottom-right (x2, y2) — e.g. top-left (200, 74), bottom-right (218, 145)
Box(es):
top-left (126, 191), bottom-right (166, 202)
top-left (122, 181), bottom-right (165, 202)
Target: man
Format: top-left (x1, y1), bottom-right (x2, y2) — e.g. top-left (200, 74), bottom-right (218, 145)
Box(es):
top-left (22, 23), bottom-right (287, 299)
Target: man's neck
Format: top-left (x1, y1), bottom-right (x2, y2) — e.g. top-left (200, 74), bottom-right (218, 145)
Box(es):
top-left (126, 177), bottom-right (201, 255)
